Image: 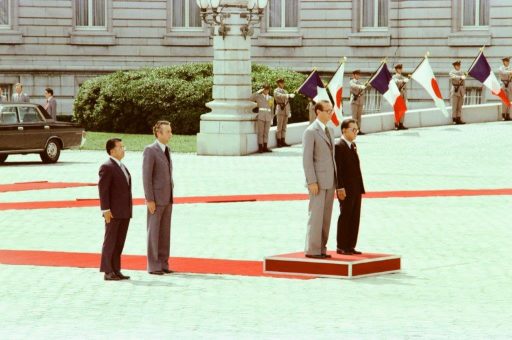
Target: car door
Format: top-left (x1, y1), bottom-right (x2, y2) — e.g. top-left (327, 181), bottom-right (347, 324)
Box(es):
top-left (18, 105), bottom-right (49, 150)
top-left (0, 105), bottom-right (23, 151)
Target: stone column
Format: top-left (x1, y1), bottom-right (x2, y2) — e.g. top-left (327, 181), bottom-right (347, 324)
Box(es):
top-left (196, 1), bottom-right (258, 156)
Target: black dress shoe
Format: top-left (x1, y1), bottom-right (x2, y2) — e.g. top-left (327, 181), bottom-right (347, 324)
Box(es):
top-left (321, 254), bottom-right (332, 258)
top-left (115, 272), bottom-right (130, 280)
top-left (162, 269), bottom-right (173, 274)
top-left (149, 271), bottom-right (164, 275)
top-left (351, 249), bottom-right (362, 255)
top-left (104, 272), bottom-right (121, 281)
top-left (305, 254), bottom-right (324, 259)
top-left (336, 249), bottom-right (354, 255)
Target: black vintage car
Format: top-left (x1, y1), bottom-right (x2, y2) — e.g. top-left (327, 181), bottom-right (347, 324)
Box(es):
top-left (0, 103), bottom-right (85, 164)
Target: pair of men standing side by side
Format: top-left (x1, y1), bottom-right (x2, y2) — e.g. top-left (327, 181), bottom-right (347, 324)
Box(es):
top-left (98, 121), bottom-right (174, 280)
top-left (302, 101), bottom-right (365, 258)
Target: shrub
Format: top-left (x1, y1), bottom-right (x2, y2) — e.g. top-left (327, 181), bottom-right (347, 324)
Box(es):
top-left (73, 63), bottom-right (308, 135)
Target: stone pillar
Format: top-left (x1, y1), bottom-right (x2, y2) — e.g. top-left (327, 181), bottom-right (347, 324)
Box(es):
top-left (196, 2), bottom-right (258, 156)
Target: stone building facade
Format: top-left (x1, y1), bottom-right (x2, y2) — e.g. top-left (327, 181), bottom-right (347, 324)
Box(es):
top-left (1, 0), bottom-right (511, 116)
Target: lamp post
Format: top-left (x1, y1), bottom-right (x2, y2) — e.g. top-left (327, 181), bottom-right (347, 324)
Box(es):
top-left (196, 0), bottom-right (269, 156)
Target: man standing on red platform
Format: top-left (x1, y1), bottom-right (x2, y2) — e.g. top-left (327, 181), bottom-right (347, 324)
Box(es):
top-left (335, 119), bottom-right (365, 255)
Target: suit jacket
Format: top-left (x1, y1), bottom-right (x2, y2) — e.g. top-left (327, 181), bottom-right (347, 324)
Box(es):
top-left (449, 69), bottom-right (466, 97)
top-left (273, 87), bottom-right (291, 117)
top-left (0, 95), bottom-right (6, 103)
top-left (302, 120), bottom-right (336, 190)
top-left (142, 141), bottom-right (174, 206)
top-left (12, 93), bottom-right (30, 103)
top-left (98, 158), bottom-right (133, 219)
top-left (335, 140), bottom-right (365, 195)
top-left (45, 97), bottom-right (57, 120)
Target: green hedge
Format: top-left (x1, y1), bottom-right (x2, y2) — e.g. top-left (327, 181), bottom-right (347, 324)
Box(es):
top-left (73, 63), bottom-right (308, 135)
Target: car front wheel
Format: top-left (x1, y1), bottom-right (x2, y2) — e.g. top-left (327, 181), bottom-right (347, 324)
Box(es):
top-left (40, 139), bottom-right (61, 163)
top-left (0, 154), bottom-right (7, 164)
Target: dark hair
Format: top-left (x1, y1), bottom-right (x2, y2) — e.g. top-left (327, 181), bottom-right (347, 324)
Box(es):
top-left (45, 88), bottom-right (54, 96)
top-left (106, 138), bottom-right (122, 155)
top-left (341, 118), bottom-right (357, 130)
top-left (153, 120), bottom-right (171, 137)
top-left (314, 100), bottom-right (331, 115)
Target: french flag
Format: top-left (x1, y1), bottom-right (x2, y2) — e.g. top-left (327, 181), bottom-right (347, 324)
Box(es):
top-left (369, 63), bottom-right (407, 123)
top-left (297, 69), bottom-right (339, 126)
top-left (468, 51), bottom-right (511, 107)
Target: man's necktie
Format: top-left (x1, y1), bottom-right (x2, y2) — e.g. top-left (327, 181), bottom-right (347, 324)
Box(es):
top-left (164, 146), bottom-right (170, 164)
top-left (325, 127), bottom-right (332, 145)
top-left (119, 163), bottom-right (130, 184)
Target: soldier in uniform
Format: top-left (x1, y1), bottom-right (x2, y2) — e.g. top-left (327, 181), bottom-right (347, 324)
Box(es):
top-left (250, 84), bottom-right (274, 153)
top-left (392, 64), bottom-right (409, 130)
top-left (498, 57), bottom-right (512, 121)
top-left (307, 98), bottom-right (316, 124)
top-left (449, 60), bottom-right (466, 125)
top-left (349, 70), bottom-right (366, 135)
top-left (274, 78), bottom-right (295, 147)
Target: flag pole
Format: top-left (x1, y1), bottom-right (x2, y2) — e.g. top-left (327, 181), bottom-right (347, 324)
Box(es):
top-left (409, 52), bottom-right (429, 77)
top-left (295, 67), bottom-right (319, 93)
top-left (467, 46), bottom-right (485, 74)
top-left (325, 57), bottom-right (347, 88)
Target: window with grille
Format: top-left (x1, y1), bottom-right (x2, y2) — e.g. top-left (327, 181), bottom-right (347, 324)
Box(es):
top-left (363, 87), bottom-right (382, 114)
top-left (172, 0), bottom-right (201, 28)
top-left (0, 0), bottom-right (9, 27)
top-left (464, 87), bottom-right (483, 105)
top-left (361, 0), bottom-right (388, 29)
top-left (462, 0), bottom-right (489, 27)
top-left (76, 0), bottom-right (106, 28)
top-left (268, 0), bottom-right (298, 30)
top-left (0, 84), bottom-right (11, 101)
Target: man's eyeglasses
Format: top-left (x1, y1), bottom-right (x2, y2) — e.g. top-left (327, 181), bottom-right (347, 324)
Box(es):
top-left (347, 128), bottom-right (359, 133)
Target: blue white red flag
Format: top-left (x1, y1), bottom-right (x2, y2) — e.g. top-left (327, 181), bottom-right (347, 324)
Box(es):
top-left (369, 63), bottom-right (407, 123)
top-left (468, 51), bottom-right (510, 107)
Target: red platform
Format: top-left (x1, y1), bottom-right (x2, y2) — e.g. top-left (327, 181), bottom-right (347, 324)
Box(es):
top-left (264, 251), bottom-right (401, 278)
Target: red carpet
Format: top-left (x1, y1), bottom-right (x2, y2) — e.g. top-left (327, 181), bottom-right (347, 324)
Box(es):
top-left (0, 181), bottom-right (97, 193)
top-left (0, 250), bottom-right (313, 280)
top-left (1, 188), bottom-right (511, 211)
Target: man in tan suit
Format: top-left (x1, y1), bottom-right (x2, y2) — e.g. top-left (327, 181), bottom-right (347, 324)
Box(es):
top-left (498, 57), bottom-right (512, 121)
top-left (250, 84), bottom-right (274, 153)
top-left (143, 121), bottom-right (174, 275)
top-left (302, 100), bottom-right (336, 258)
top-left (349, 70), bottom-right (366, 135)
top-left (450, 60), bottom-right (466, 125)
top-left (12, 83), bottom-right (30, 103)
top-left (274, 78), bottom-right (295, 147)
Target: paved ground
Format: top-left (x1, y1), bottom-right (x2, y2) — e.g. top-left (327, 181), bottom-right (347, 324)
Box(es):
top-left (1, 122), bottom-right (512, 339)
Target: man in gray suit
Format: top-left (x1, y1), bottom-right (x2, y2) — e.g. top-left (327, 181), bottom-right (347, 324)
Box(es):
top-left (302, 100), bottom-right (337, 258)
top-left (142, 120), bottom-right (174, 275)
top-left (0, 87), bottom-right (6, 102)
top-left (12, 83), bottom-right (30, 103)
top-left (44, 88), bottom-right (57, 120)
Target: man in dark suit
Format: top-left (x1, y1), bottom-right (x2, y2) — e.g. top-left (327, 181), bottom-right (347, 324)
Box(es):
top-left (335, 119), bottom-right (365, 255)
top-left (98, 138), bottom-right (133, 280)
top-left (143, 121), bottom-right (174, 275)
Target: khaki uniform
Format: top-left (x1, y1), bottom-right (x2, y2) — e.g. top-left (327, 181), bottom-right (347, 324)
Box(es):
top-left (392, 73), bottom-right (408, 124)
top-left (249, 91), bottom-right (274, 144)
top-left (307, 101), bottom-right (316, 124)
top-left (349, 78), bottom-right (365, 125)
top-left (499, 65), bottom-right (512, 116)
top-left (449, 69), bottom-right (466, 119)
top-left (273, 87), bottom-right (292, 139)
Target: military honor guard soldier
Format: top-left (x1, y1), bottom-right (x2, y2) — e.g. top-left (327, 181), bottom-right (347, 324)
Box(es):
top-left (274, 78), bottom-right (295, 147)
top-left (498, 57), bottom-right (512, 121)
top-left (349, 70), bottom-right (366, 135)
top-left (250, 84), bottom-right (274, 153)
top-left (449, 60), bottom-right (466, 125)
top-left (392, 64), bottom-right (409, 130)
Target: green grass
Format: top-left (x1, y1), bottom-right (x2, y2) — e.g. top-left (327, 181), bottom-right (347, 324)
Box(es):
top-left (82, 131), bottom-right (196, 153)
